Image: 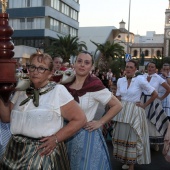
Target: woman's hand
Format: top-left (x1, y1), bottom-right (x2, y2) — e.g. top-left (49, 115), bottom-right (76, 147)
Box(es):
top-left (136, 102), bottom-right (145, 109)
top-left (38, 135), bottom-right (57, 156)
top-left (84, 120), bottom-right (103, 132)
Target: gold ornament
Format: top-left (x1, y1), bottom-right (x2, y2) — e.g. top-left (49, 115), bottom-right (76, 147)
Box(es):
top-left (0, 0), bottom-right (7, 13)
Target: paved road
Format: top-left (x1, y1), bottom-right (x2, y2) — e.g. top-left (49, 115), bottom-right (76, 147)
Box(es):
top-left (95, 104), bottom-right (170, 170)
top-left (107, 141), bottom-right (170, 170)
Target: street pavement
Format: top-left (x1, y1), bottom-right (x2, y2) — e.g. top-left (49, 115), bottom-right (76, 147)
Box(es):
top-left (107, 141), bottom-right (170, 170)
top-left (95, 104), bottom-right (170, 170)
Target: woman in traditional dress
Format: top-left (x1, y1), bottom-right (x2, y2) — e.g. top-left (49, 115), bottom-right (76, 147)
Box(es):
top-left (112, 60), bottom-right (157, 170)
top-left (64, 51), bottom-right (122, 170)
top-left (141, 62), bottom-right (170, 151)
top-left (0, 52), bottom-right (86, 169)
top-left (158, 63), bottom-right (170, 121)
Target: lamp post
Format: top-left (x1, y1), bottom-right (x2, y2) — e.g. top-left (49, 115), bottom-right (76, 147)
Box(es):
top-left (127, 0), bottom-right (131, 54)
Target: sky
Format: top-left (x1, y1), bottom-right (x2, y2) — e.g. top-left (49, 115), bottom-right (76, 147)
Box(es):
top-left (79, 0), bottom-right (169, 36)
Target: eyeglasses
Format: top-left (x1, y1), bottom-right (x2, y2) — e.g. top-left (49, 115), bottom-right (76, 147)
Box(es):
top-left (27, 65), bottom-right (50, 73)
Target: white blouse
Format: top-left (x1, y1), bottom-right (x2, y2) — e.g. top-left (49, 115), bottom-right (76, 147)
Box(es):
top-left (78, 88), bottom-right (112, 122)
top-left (143, 73), bottom-right (165, 94)
top-left (116, 75), bottom-right (154, 102)
top-left (10, 84), bottom-right (73, 138)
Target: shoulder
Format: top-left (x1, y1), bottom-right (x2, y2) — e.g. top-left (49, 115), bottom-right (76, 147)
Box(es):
top-left (117, 77), bottom-right (125, 82)
top-left (134, 75), bottom-right (149, 86)
top-left (54, 83), bottom-right (69, 92)
top-left (53, 83), bottom-right (73, 101)
top-left (155, 74), bottom-right (165, 82)
top-left (136, 75), bottom-right (145, 80)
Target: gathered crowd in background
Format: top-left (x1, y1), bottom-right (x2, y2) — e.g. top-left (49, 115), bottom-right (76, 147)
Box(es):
top-left (0, 51), bottom-right (170, 170)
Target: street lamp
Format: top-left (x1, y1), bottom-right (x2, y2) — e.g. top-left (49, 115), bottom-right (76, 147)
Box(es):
top-left (127, 0), bottom-right (131, 54)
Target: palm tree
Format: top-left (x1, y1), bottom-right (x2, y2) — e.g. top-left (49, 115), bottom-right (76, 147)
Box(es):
top-left (91, 40), bottom-right (125, 70)
top-left (46, 34), bottom-right (87, 62)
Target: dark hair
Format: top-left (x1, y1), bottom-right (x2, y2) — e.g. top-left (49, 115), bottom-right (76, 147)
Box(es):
top-left (76, 51), bottom-right (94, 65)
top-left (29, 53), bottom-right (53, 71)
top-left (163, 63), bottom-right (170, 67)
top-left (147, 61), bottom-right (156, 68)
top-left (127, 59), bottom-right (138, 68)
top-left (53, 56), bottom-right (63, 63)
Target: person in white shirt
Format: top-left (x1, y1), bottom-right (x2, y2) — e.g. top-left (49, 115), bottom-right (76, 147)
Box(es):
top-left (112, 60), bottom-right (157, 170)
top-left (0, 52), bottom-right (86, 169)
top-left (158, 63), bottom-right (170, 121)
top-left (64, 51), bottom-right (122, 170)
top-left (141, 61), bottom-right (170, 152)
top-left (106, 69), bottom-right (113, 80)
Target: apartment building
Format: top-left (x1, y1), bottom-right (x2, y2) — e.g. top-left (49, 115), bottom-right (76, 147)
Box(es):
top-left (7, 0), bottom-right (79, 49)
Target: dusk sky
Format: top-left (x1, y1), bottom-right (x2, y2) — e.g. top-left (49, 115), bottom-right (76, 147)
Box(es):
top-left (79, 0), bottom-right (168, 36)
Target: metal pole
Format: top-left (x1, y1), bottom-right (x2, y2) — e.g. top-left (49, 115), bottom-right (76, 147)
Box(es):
top-left (127, 0), bottom-right (131, 54)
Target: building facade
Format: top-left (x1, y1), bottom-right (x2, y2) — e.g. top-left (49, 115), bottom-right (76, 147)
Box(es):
top-left (7, 0), bottom-right (79, 50)
top-left (114, 22), bottom-right (164, 63)
top-left (164, 0), bottom-right (170, 56)
top-left (79, 19), bottom-right (165, 65)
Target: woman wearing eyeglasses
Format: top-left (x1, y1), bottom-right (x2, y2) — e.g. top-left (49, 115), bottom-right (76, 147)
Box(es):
top-left (0, 52), bottom-right (86, 169)
top-left (64, 51), bottom-right (122, 170)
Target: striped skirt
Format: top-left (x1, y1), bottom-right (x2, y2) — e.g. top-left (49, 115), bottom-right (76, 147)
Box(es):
top-left (159, 92), bottom-right (170, 117)
top-left (66, 128), bottom-right (112, 170)
top-left (0, 122), bottom-right (11, 159)
top-left (0, 135), bottom-right (70, 170)
top-left (112, 101), bottom-right (151, 164)
top-left (141, 95), bottom-right (169, 144)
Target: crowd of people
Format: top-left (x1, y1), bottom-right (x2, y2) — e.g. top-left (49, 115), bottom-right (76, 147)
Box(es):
top-left (0, 50), bottom-right (170, 170)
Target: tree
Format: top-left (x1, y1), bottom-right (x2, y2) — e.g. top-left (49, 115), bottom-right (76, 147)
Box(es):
top-left (152, 56), bottom-right (163, 71)
top-left (91, 40), bottom-right (125, 71)
top-left (162, 56), bottom-right (170, 64)
top-left (45, 34), bottom-right (87, 62)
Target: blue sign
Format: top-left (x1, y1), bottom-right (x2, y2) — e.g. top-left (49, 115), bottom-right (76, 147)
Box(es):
top-left (125, 53), bottom-right (132, 62)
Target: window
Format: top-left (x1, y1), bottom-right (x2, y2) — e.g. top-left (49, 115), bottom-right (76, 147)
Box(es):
top-left (35, 39), bottom-right (44, 48)
top-left (8, 0), bottom-right (44, 8)
top-left (61, 3), bottom-right (69, 16)
top-left (54, 20), bottom-right (59, 32)
top-left (70, 27), bottom-right (77, 36)
top-left (9, 18), bottom-right (45, 30)
top-left (27, 18), bottom-right (34, 29)
top-left (9, 19), bottom-right (20, 30)
top-left (20, 18), bottom-right (25, 29)
top-left (35, 18), bottom-right (45, 29)
top-left (70, 8), bottom-right (78, 20)
top-left (51, 0), bottom-right (60, 10)
top-left (50, 18), bottom-right (60, 32)
top-left (144, 50), bottom-right (149, 56)
top-left (133, 50), bottom-right (138, 57)
top-left (156, 50), bottom-right (161, 57)
top-left (27, 0), bottom-right (31, 7)
top-left (61, 23), bottom-right (69, 34)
